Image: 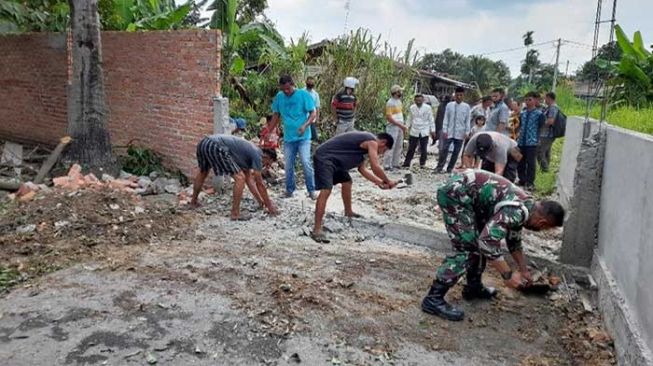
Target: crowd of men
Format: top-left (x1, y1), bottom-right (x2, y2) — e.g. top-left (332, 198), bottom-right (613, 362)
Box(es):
top-left (189, 75), bottom-right (566, 322)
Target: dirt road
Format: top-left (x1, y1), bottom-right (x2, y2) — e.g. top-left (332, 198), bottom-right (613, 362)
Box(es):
top-left (0, 167), bottom-right (614, 365)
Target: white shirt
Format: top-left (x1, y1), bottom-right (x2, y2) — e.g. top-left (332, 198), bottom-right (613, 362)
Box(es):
top-left (443, 101), bottom-right (471, 140)
top-left (407, 103), bottom-right (435, 137)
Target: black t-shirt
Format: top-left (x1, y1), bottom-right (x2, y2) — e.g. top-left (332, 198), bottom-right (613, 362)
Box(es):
top-left (315, 131), bottom-right (376, 171)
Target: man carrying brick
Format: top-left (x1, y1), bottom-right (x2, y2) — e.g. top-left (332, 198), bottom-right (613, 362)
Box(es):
top-left (190, 134), bottom-right (278, 220)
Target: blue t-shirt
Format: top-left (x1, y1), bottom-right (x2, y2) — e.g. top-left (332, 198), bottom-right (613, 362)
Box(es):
top-left (518, 109), bottom-right (545, 147)
top-left (272, 89), bottom-right (315, 142)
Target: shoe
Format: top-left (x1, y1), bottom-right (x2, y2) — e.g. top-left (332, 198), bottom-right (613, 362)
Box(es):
top-left (434, 169), bottom-right (443, 174)
top-left (310, 231), bottom-right (331, 244)
top-left (462, 283), bottom-right (498, 300)
top-left (308, 191), bottom-right (318, 200)
top-left (284, 191), bottom-right (294, 198)
top-left (421, 281), bottom-right (465, 321)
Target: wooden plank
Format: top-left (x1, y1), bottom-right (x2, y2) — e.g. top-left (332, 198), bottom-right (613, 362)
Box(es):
top-left (34, 136), bottom-right (72, 184)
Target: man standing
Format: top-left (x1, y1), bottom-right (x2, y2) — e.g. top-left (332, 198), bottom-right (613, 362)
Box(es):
top-left (331, 77), bottom-right (358, 135)
top-left (462, 131), bottom-right (522, 182)
top-left (190, 135), bottom-right (278, 220)
top-left (485, 88), bottom-right (510, 135)
top-left (421, 170), bottom-right (565, 321)
top-left (434, 95), bottom-right (451, 146)
top-left (383, 84), bottom-right (406, 170)
top-left (517, 91), bottom-right (546, 190)
top-left (402, 94), bottom-right (435, 168)
top-left (303, 76), bottom-right (321, 143)
top-left (271, 75), bottom-right (317, 199)
top-left (538, 92), bottom-right (559, 172)
top-left (436, 87), bottom-right (471, 174)
top-left (311, 132), bottom-right (398, 243)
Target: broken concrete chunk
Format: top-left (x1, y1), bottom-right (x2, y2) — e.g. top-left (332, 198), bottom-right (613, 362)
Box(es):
top-left (16, 224), bottom-right (36, 234)
top-left (101, 174), bottom-right (115, 182)
top-left (54, 220), bottom-right (71, 230)
top-left (119, 170), bottom-right (133, 180)
top-left (145, 352), bottom-right (157, 364)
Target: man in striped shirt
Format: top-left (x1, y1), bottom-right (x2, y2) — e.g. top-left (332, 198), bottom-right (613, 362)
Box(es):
top-left (331, 77), bottom-right (358, 135)
top-left (190, 135), bottom-right (278, 220)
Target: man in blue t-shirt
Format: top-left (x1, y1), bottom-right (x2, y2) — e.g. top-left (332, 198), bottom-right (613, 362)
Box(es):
top-left (517, 91), bottom-right (546, 190)
top-left (271, 75), bottom-right (317, 198)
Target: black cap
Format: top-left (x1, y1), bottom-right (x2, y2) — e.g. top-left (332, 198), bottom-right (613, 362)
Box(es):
top-left (476, 133), bottom-right (493, 156)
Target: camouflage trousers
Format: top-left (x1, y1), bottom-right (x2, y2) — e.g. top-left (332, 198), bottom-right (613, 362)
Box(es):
top-left (435, 178), bottom-right (486, 286)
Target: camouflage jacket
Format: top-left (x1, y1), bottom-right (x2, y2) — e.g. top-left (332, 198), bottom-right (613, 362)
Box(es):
top-left (440, 169), bottom-right (534, 259)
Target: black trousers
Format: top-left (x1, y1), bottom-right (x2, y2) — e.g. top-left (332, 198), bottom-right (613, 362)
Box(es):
top-left (481, 155), bottom-right (519, 182)
top-left (517, 146), bottom-right (538, 186)
top-left (403, 135), bottom-right (429, 167)
top-left (436, 138), bottom-right (464, 172)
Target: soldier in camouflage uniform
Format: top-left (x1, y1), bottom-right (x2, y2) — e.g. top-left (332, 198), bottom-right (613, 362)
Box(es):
top-left (422, 169), bottom-right (565, 321)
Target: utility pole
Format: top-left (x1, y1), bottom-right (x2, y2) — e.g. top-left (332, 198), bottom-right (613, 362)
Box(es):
top-left (565, 60), bottom-right (570, 77)
top-left (552, 38), bottom-right (562, 92)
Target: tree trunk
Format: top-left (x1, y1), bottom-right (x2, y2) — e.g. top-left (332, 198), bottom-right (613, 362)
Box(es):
top-left (66, 0), bottom-right (117, 175)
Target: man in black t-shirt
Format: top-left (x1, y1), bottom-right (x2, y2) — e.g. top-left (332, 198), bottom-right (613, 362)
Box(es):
top-left (311, 132), bottom-right (398, 243)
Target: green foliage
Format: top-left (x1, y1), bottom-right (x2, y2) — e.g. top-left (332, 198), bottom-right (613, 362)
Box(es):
top-left (314, 29), bottom-right (419, 136)
top-left (418, 49), bottom-right (510, 94)
top-left (0, 0), bottom-right (69, 32)
top-left (99, 0), bottom-right (192, 31)
top-left (120, 145), bottom-right (164, 176)
top-left (577, 42), bottom-right (621, 82)
top-left (0, 265), bottom-right (21, 292)
top-left (534, 138), bottom-right (563, 197)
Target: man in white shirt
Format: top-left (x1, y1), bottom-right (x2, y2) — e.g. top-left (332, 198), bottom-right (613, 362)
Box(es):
top-left (436, 87), bottom-right (471, 174)
top-left (402, 94), bottom-right (435, 168)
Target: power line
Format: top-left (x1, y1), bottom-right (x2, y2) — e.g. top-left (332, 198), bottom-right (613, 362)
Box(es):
top-left (476, 40), bottom-right (557, 56)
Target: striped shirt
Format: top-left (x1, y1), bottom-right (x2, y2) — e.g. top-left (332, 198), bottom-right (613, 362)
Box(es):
top-left (331, 90), bottom-right (356, 122)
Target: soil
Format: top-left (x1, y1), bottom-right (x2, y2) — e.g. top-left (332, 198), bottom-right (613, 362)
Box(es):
top-left (0, 156), bottom-right (615, 365)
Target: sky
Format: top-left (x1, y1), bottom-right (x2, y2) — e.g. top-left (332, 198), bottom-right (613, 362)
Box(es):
top-left (260, 0), bottom-right (648, 78)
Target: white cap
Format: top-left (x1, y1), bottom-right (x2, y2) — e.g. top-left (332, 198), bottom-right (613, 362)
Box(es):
top-left (343, 77), bottom-right (359, 89)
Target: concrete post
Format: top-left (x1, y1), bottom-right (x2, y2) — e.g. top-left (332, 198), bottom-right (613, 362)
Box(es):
top-left (212, 96), bottom-right (231, 193)
top-left (559, 129), bottom-right (606, 267)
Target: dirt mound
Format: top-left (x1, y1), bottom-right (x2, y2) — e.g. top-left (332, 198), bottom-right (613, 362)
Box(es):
top-left (0, 188), bottom-right (193, 287)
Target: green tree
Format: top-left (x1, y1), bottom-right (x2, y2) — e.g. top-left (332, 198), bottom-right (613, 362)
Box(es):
top-left (97, 0), bottom-right (192, 31)
top-left (523, 31), bottom-right (536, 83)
top-left (577, 42), bottom-right (622, 82)
top-left (417, 49), bottom-right (466, 77)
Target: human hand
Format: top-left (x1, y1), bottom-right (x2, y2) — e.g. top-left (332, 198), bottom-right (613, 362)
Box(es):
top-left (298, 125), bottom-right (307, 135)
top-left (504, 271), bottom-right (525, 289)
top-left (520, 268), bottom-right (533, 285)
top-left (266, 204), bottom-right (279, 216)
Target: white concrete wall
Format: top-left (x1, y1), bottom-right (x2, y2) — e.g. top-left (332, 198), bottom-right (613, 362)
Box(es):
top-left (596, 125), bottom-right (653, 360)
top-left (556, 117), bottom-right (600, 208)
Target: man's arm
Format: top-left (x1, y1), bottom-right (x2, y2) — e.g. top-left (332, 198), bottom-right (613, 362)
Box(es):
top-left (298, 110), bottom-right (317, 135)
top-left (251, 170), bottom-right (278, 215)
top-left (243, 170), bottom-right (264, 206)
top-left (270, 112), bottom-right (281, 130)
top-left (462, 154), bottom-right (476, 169)
top-left (360, 140), bottom-right (395, 187)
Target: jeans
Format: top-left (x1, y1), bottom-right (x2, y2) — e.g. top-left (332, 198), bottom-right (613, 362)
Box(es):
top-left (403, 135), bottom-right (429, 167)
top-left (284, 139), bottom-right (315, 194)
top-left (436, 138), bottom-right (464, 172)
top-left (537, 137), bottom-right (554, 172)
top-left (517, 146), bottom-right (537, 186)
top-left (383, 124), bottom-right (404, 168)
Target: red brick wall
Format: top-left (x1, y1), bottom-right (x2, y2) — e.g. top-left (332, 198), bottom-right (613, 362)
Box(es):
top-left (0, 30), bottom-right (221, 176)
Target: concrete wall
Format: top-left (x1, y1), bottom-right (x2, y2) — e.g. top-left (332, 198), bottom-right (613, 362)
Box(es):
top-left (594, 126), bottom-right (653, 364)
top-left (556, 116), bottom-right (600, 208)
top-left (0, 30), bottom-right (222, 176)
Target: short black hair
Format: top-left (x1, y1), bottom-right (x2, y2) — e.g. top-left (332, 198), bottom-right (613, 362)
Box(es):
top-left (279, 75), bottom-right (293, 85)
top-left (377, 132), bottom-right (394, 149)
top-left (482, 95), bottom-right (492, 103)
top-left (306, 76), bottom-right (315, 82)
top-left (546, 91), bottom-right (556, 100)
top-left (539, 200), bottom-right (565, 226)
top-left (476, 133), bottom-right (493, 156)
top-left (455, 86), bottom-right (465, 93)
top-left (262, 148), bottom-right (277, 162)
top-left (414, 93), bottom-right (424, 99)
top-left (492, 87), bottom-right (505, 95)
top-left (525, 91), bottom-right (541, 99)
top-left (474, 115), bottom-right (486, 122)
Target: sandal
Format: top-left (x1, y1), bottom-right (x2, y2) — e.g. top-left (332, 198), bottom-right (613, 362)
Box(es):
top-left (345, 212), bottom-right (364, 219)
top-left (310, 232), bottom-right (331, 244)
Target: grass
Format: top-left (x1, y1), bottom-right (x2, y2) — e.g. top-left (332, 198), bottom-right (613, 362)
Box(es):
top-left (534, 138), bottom-right (564, 197)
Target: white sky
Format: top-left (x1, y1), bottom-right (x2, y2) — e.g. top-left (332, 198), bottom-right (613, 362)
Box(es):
top-left (261, 0), bottom-right (648, 77)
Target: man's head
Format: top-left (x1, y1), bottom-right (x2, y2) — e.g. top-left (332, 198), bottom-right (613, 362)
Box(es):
top-left (454, 87), bottom-right (465, 103)
top-left (525, 200), bottom-right (565, 231)
top-left (306, 76), bottom-right (315, 90)
top-left (414, 94), bottom-right (424, 107)
top-left (343, 77), bottom-right (358, 95)
top-left (481, 95), bottom-right (493, 108)
top-left (475, 132), bottom-right (493, 158)
top-left (262, 148), bottom-right (278, 169)
top-left (524, 91), bottom-right (540, 110)
top-left (390, 84), bottom-right (404, 98)
top-left (545, 91), bottom-right (556, 106)
top-left (491, 87), bottom-right (506, 103)
top-left (376, 132), bottom-right (394, 155)
top-left (279, 75), bottom-right (295, 96)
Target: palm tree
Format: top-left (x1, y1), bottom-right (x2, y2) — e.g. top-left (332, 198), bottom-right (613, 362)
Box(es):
top-left (463, 56), bottom-right (498, 94)
top-left (523, 31), bottom-right (535, 83)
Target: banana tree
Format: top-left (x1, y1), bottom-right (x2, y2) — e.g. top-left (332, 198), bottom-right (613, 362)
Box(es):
top-left (598, 25), bottom-right (652, 106)
top-left (98, 0), bottom-right (191, 31)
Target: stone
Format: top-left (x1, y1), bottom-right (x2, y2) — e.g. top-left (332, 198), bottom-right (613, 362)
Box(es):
top-left (149, 171), bottom-right (160, 180)
top-left (101, 174), bottom-right (115, 182)
top-left (54, 220), bottom-right (71, 230)
top-left (119, 170), bottom-right (133, 180)
top-left (137, 176), bottom-right (152, 188)
top-left (16, 224), bottom-right (36, 234)
top-left (18, 191), bottom-right (36, 202)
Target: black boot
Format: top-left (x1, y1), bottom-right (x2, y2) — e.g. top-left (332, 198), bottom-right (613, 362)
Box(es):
top-left (421, 281), bottom-right (465, 321)
top-left (462, 273), bottom-right (498, 300)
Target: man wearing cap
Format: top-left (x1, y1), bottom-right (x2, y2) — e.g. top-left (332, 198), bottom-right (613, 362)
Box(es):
top-left (384, 84), bottom-right (406, 170)
top-left (331, 77), bottom-right (358, 135)
top-left (462, 131), bottom-right (522, 182)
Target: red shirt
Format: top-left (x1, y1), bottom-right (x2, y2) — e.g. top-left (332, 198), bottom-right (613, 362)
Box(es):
top-left (259, 125), bottom-right (280, 149)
